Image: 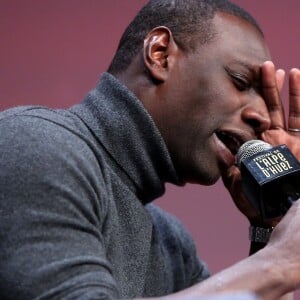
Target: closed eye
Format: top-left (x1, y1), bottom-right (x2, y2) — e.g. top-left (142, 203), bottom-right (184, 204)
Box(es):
top-left (226, 68), bottom-right (251, 92)
top-left (232, 74), bottom-right (251, 91)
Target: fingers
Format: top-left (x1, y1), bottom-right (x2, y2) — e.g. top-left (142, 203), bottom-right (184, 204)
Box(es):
top-left (276, 69), bottom-right (285, 92)
top-left (262, 63), bottom-right (300, 133)
top-left (221, 165), bottom-right (259, 221)
top-left (261, 61), bottom-right (286, 130)
top-left (288, 68), bottom-right (300, 131)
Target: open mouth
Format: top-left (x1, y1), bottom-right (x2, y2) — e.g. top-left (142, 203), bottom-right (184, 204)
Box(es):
top-left (216, 131), bottom-right (244, 156)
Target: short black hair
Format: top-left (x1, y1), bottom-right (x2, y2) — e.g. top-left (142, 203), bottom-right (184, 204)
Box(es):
top-left (107, 0), bottom-right (262, 74)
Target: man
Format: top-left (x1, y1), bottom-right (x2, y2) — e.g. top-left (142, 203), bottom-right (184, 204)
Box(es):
top-left (1, 0), bottom-right (300, 299)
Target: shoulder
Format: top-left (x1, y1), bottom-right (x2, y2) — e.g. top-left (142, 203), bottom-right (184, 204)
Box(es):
top-left (0, 106), bottom-right (110, 203)
top-left (0, 106), bottom-right (86, 143)
top-left (0, 107), bottom-right (118, 299)
top-left (0, 106), bottom-right (111, 236)
top-left (0, 106), bottom-right (98, 165)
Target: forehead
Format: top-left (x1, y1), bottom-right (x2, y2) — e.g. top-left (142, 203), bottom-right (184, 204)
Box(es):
top-left (207, 12), bottom-right (271, 66)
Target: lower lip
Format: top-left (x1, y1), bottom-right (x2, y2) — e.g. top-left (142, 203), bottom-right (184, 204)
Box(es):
top-left (214, 135), bottom-right (236, 168)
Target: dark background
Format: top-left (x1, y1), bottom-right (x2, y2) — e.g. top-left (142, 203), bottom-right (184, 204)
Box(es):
top-left (1, 0), bottom-right (300, 298)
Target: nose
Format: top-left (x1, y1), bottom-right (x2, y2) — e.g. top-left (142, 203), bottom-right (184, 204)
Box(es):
top-left (241, 103), bottom-right (271, 135)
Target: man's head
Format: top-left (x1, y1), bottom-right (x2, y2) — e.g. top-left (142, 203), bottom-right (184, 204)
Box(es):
top-left (107, 0), bottom-right (262, 75)
top-left (108, 1), bottom-right (272, 186)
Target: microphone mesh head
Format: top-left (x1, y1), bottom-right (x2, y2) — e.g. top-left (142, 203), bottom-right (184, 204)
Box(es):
top-left (237, 140), bottom-right (272, 167)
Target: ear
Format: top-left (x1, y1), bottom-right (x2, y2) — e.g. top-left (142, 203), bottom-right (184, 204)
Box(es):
top-left (143, 26), bottom-right (178, 83)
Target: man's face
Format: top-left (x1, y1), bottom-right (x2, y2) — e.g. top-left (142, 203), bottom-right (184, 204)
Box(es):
top-left (155, 12), bottom-right (272, 185)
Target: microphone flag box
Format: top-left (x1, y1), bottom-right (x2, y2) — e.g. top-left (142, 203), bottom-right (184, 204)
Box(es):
top-left (240, 144), bottom-right (300, 219)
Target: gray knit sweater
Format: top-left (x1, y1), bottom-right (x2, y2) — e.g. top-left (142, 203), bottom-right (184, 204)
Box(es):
top-left (0, 73), bottom-right (210, 299)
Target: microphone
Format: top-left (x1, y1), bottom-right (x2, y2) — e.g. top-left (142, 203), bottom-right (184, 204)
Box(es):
top-left (237, 140), bottom-right (300, 219)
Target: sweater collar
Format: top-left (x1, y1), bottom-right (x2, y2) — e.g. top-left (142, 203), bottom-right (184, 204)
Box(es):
top-left (71, 73), bottom-right (180, 204)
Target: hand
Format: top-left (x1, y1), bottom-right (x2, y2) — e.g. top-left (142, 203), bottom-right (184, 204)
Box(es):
top-left (260, 61), bottom-right (300, 160)
top-left (222, 161), bottom-right (281, 227)
top-left (222, 163), bottom-right (261, 223)
top-left (222, 62), bottom-right (300, 227)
